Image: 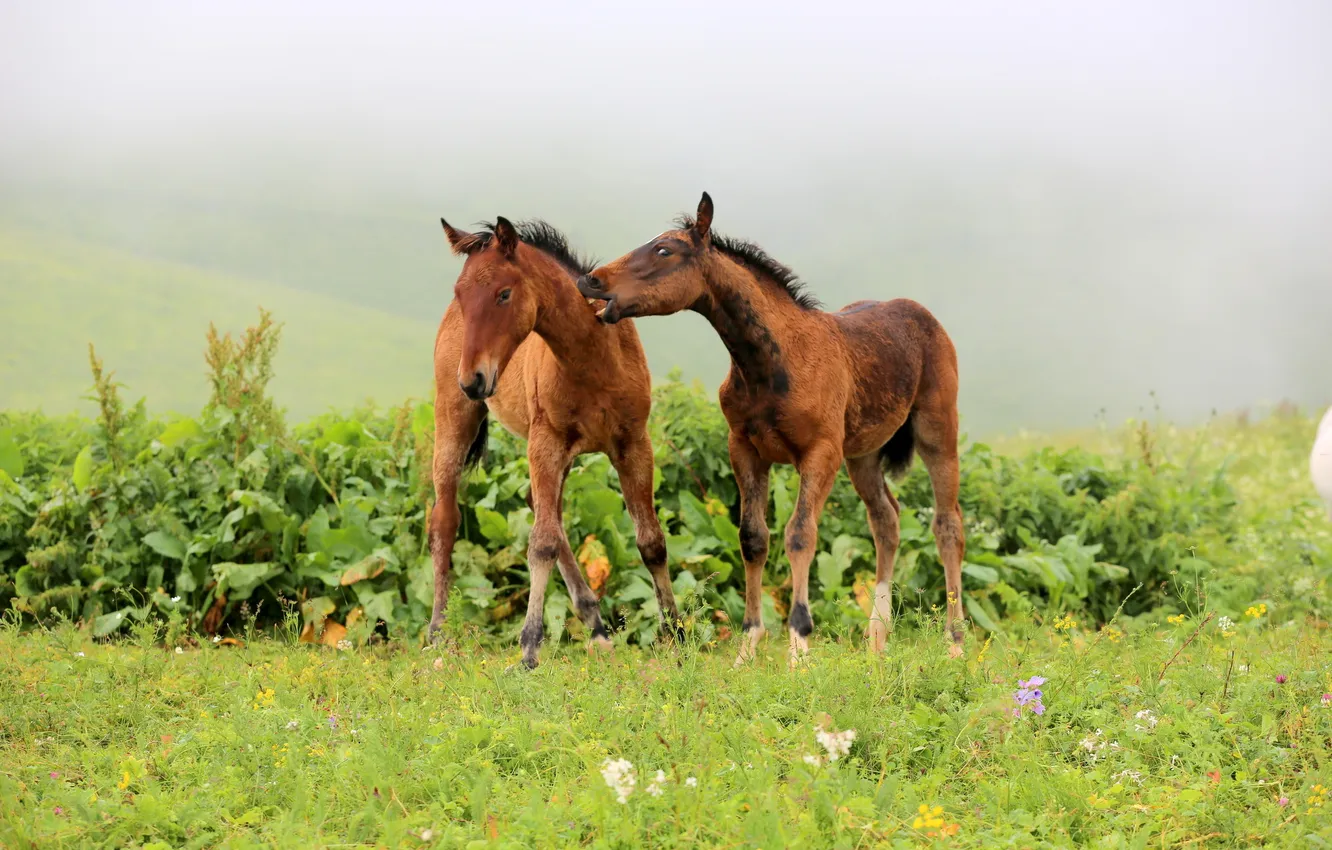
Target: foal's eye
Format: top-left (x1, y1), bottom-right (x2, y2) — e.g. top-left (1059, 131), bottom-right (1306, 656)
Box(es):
top-left (655, 246), bottom-right (672, 257)
top-left (497, 289), bottom-right (512, 304)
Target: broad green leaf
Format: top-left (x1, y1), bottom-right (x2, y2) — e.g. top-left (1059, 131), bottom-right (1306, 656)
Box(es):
top-left (0, 430), bottom-right (24, 479)
top-left (577, 487), bottom-right (624, 526)
top-left (72, 446), bottom-right (94, 490)
top-left (475, 507), bottom-right (511, 545)
top-left (543, 588), bottom-right (570, 646)
top-left (712, 513), bottom-right (741, 553)
top-left (678, 491), bottom-right (712, 535)
top-left (212, 562), bottom-right (281, 600)
top-left (157, 418), bottom-right (203, 449)
top-left (962, 563), bottom-right (1000, 585)
top-left (359, 589), bottom-right (397, 625)
top-left (93, 607), bottom-right (132, 637)
top-left (142, 531), bottom-right (186, 561)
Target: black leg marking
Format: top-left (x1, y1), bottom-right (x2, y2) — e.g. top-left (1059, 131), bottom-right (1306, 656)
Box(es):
top-left (789, 601), bottom-right (813, 638)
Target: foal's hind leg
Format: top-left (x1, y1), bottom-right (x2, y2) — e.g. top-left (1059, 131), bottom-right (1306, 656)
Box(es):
top-left (551, 468), bottom-right (614, 656)
top-left (428, 399), bottom-right (487, 641)
top-left (728, 433), bottom-right (771, 666)
top-left (612, 431), bottom-right (681, 639)
top-left (913, 410), bottom-right (967, 657)
top-left (846, 454), bottom-right (901, 653)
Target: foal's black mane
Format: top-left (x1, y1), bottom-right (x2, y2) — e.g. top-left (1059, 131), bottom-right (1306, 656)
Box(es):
top-left (677, 214), bottom-right (822, 311)
top-left (474, 220), bottom-right (597, 276)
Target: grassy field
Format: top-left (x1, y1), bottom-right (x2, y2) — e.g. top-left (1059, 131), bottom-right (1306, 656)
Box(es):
top-left (3, 612), bottom-right (1332, 848)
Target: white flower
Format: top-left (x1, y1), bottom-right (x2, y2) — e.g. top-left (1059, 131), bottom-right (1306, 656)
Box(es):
top-left (1217, 616), bottom-right (1235, 632)
top-left (1133, 709), bottom-right (1158, 732)
top-left (212, 635), bottom-right (222, 643)
top-left (802, 754), bottom-right (823, 767)
top-left (75, 651), bottom-right (85, 658)
top-left (337, 639), bottom-right (352, 651)
top-left (814, 723), bottom-right (857, 762)
top-left (685, 776), bottom-right (698, 787)
top-left (175, 647), bottom-right (184, 655)
top-left (600, 758), bottom-right (636, 804)
top-left (419, 829), bottom-right (433, 842)
top-left (171, 596), bottom-right (181, 603)
top-left (285, 720), bottom-right (300, 730)
top-left (1113, 769), bottom-right (1144, 786)
top-left (646, 770), bottom-right (667, 797)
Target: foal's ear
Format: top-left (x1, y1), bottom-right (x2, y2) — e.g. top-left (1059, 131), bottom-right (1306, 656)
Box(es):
top-left (693, 191), bottom-right (714, 242)
top-left (441, 218), bottom-right (486, 255)
top-left (493, 216), bottom-right (519, 259)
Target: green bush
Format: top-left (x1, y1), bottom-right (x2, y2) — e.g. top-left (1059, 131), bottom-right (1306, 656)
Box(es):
top-left (0, 311), bottom-right (1314, 647)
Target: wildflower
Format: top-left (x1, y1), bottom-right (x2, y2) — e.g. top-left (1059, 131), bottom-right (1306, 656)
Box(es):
top-left (1167, 614), bottom-right (1186, 625)
top-left (1245, 603), bottom-right (1268, 619)
top-left (251, 687), bottom-right (275, 710)
top-left (53, 806), bottom-right (63, 816)
top-left (1308, 784), bottom-right (1330, 814)
top-left (601, 758), bottom-right (636, 804)
top-left (1217, 616), bottom-right (1235, 637)
top-left (171, 596), bottom-right (181, 603)
top-left (1012, 676), bottom-right (1047, 717)
top-left (337, 639), bottom-right (352, 651)
top-left (803, 753), bottom-right (823, 767)
top-left (1078, 729), bottom-right (1116, 762)
top-left (646, 770), bottom-right (667, 797)
top-left (1134, 709), bottom-right (1158, 731)
top-left (118, 770), bottom-right (131, 790)
top-left (1101, 625), bottom-right (1124, 643)
top-left (814, 721), bottom-right (857, 761)
top-left (212, 635), bottom-right (222, 643)
top-left (1279, 796), bottom-right (1290, 807)
top-left (175, 647), bottom-right (184, 655)
top-left (285, 719), bottom-right (300, 731)
top-left (1053, 614), bottom-right (1077, 632)
top-left (49, 771), bottom-right (59, 779)
top-left (75, 652), bottom-right (85, 658)
top-left (1113, 769), bottom-right (1144, 786)
top-left (913, 804), bottom-right (946, 830)
top-left (420, 829), bottom-right (434, 841)
top-left (1321, 694), bottom-right (1331, 707)
top-left (685, 776), bottom-right (698, 787)
top-left (976, 634), bottom-right (993, 663)
top-left (433, 657), bottom-right (444, 671)
top-left (1275, 674), bottom-right (1287, 684)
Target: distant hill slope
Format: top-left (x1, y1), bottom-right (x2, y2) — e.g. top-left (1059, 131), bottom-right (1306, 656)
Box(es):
top-left (0, 225), bottom-right (438, 418)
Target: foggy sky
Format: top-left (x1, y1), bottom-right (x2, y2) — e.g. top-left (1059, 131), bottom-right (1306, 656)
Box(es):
top-left (2, 1), bottom-right (1330, 432)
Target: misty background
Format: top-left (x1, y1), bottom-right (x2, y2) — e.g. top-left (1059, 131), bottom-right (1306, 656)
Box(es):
top-left (2, 0), bottom-right (1329, 436)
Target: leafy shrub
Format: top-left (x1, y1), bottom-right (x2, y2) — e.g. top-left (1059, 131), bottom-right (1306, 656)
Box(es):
top-left (0, 311), bottom-right (1314, 646)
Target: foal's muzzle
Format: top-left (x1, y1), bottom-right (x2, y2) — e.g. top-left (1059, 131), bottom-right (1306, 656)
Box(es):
top-left (576, 274), bottom-right (623, 324)
top-left (459, 369), bottom-right (497, 401)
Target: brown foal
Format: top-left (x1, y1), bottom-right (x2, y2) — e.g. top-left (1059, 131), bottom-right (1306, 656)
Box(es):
top-left (578, 193), bottom-right (966, 665)
top-left (429, 216), bottom-right (678, 668)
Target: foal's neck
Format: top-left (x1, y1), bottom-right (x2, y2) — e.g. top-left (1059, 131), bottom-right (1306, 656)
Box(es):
top-left (532, 269), bottom-right (616, 369)
top-left (693, 258), bottom-right (807, 395)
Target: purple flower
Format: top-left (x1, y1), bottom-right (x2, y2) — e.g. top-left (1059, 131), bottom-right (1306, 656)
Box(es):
top-left (49, 772), bottom-right (59, 779)
top-left (1275, 675), bottom-right (1287, 684)
top-left (53, 806), bottom-right (63, 816)
top-left (1279, 796), bottom-right (1290, 807)
top-left (1321, 693), bottom-right (1331, 707)
top-left (327, 714), bottom-right (338, 730)
top-left (1012, 675), bottom-right (1048, 716)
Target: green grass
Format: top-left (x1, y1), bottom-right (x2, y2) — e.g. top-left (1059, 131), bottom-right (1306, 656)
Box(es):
top-left (3, 614), bottom-right (1332, 848)
top-left (0, 225), bottom-right (435, 418)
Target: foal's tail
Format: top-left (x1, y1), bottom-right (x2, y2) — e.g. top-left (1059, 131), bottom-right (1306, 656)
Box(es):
top-left (879, 413), bottom-right (916, 482)
top-left (462, 408), bottom-right (490, 471)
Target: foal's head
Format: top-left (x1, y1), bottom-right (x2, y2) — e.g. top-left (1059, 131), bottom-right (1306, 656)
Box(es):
top-left (442, 216), bottom-right (546, 400)
top-left (577, 193), bottom-right (717, 324)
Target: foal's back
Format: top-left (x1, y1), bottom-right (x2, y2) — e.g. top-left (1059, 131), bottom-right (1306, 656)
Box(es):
top-left (831, 298), bottom-right (958, 448)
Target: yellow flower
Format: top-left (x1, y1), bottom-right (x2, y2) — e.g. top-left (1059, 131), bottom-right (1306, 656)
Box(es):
top-left (1054, 614), bottom-right (1077, 632)
top-left (117, 770), bottom-right (131, 790)
top-left (1245, 603), bottom-right (1268, 619)
top-left (1167, 614), bottom-right (1186, 625)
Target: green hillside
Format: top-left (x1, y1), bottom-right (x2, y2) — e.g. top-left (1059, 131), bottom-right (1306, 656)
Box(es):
top-left (0, 225), bottom-right (437, 418)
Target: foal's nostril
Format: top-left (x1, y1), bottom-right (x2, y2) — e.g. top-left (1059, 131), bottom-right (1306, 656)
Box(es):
top-left (459, 371), bottom-right (488, 400)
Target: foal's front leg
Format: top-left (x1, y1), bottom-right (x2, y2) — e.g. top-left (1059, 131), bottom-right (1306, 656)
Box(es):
top-left (519, 432), bottom-right (575, 669)
top-left (784, 443), bottom-right (842, 667)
